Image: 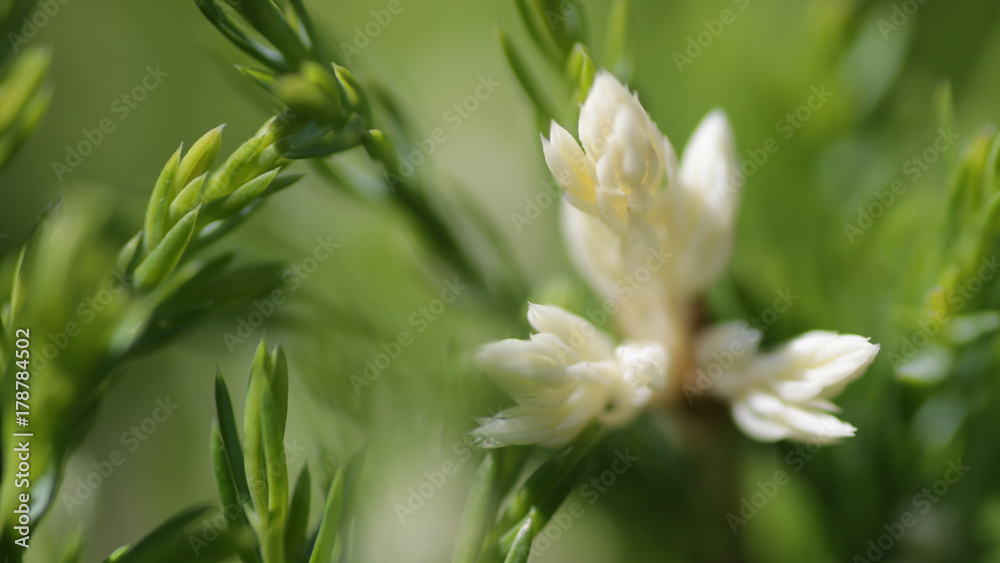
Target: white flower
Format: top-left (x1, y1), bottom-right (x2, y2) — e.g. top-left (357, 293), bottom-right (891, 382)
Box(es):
top-left (478, 67), bottom-right (880, 447)
top-left (546, 71), bottom-right (738, 303)
top-left (473, 304), bottom-right (668, 448)
top-left (543, 72), bottom-right (670, 237)
top-left (697, 322), bottom-right (880, 444)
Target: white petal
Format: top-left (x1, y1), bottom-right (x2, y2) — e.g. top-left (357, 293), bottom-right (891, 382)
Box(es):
top-left (475, 338), bottom-right (571, 389)
top-left (472, 407), bottom-right (567, 447)
top-left (561, 200), bottom-right (625, 301)
top-left (732, 391), bottom-right (857, 444)
top-left (565, 360), bottom-right (622, 383)
top-left (757, 332), bottom-right (880, 402)
top-left (715, 329), bottom-right (878, 445)
top-left (731, 398), bottom-right (792, 442)
top-left (579, 72), bottom-right (636, 159)
top-left (663, 110), bottom-right (737, 294)
top-left (526, 303), bottom-right (616, 361)
top-left (679, 109), bottom-right (737, 209)
top-left (542, 123), bottom-right (596, 205)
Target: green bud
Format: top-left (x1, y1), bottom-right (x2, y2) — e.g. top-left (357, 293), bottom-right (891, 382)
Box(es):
top-left (144, 145), bottom-right (182, 251)
top-left (133, 206), bottom-right (200, 291)
top-left (361, 129), bottom-right (396, 169)
top-left (565, 43), bottom-right (596, 104)
top-left (215, 169), bottom-right (279, 217)
top-left (334, 64), bottom-right (371, 124)
top-left (236, 64), bottom-right (278, 90)
top-left (272, 61), bottom-right (344, 123)
top-left (244, 338), bottom-right (273, 520)
top-left (176, 124), bottom-right (225, 189)
top-left (269, 345), bottom-right (288, 438)
top-left (204, 118), bottom-right (285, 200)
top-left (169, 172), bottom-right (208, 224)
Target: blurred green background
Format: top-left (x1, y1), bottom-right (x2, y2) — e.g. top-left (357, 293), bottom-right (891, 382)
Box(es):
top-left (3, 0), bottom-right (1000, 561)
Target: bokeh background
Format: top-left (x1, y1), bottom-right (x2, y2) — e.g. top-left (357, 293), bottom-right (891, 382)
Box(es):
top-left (3, 0), bottom-right (1000, 561)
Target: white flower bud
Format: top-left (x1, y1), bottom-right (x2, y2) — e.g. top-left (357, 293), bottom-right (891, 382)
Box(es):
top-left (473, 304), bottom-right (668, 448)
top-left (548, 71), bottom-right (739, 303)
top-left (660, 110), bottom-right (739, 295)
top-left (697, 324), bottom-right (879, 444)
